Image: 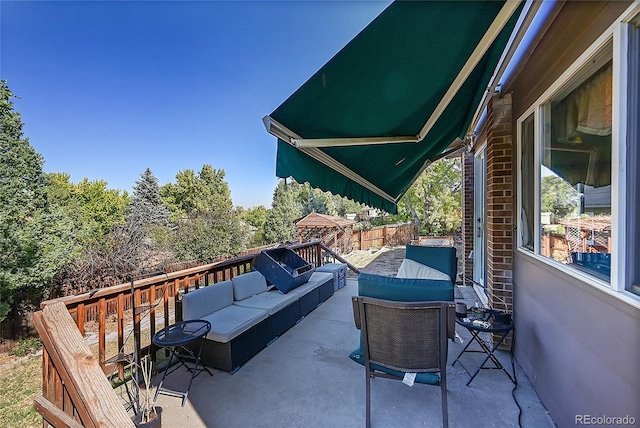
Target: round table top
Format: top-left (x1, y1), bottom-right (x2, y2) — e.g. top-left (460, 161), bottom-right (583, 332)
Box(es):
top-left (455, 310), bottom-right (513, 333)
top-left (153, 319), bottom-right (211, 347)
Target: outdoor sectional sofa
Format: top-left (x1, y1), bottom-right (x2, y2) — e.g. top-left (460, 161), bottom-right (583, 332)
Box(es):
top-left (182, 269), bottom-right (334, 373)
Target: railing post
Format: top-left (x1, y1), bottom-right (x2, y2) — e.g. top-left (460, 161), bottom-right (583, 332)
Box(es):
top-left (149, 285), bottom-right (157, 362)
top-left (98, 298), bottom-right (106, 368)
top-left (315, 242), bottom-right (323, 267)
top-left (76, 304), bottom-right (85, 337)
top-left (34, 302), bottom-right (135, 427)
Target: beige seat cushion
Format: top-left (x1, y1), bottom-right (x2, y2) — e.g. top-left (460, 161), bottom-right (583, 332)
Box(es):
top-left (201, 305), bottom-right (269, 343)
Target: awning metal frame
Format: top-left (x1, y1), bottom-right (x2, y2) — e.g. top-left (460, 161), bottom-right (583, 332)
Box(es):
top-left (264, 0), bottom-right (523, 152)
top-left (263, 116), bottom-right (398, 203)
top-left (264, 0), bottom-right (528, 209)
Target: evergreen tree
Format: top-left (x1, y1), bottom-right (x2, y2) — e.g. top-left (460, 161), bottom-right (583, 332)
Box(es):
top-left (125, 168), bottom-right (169, 252)
top-left (264, 179), bottom-right (302, 244)
top-left (0, 81), bottom-right (73, 321)
top-left (96, 168), bottom-right (171, 275)
top-left (128, 168), bottom-right (169, 227)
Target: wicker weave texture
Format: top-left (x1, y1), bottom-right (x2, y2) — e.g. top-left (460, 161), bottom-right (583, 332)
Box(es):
top-left (365, 304), bottom-right (441, 372)
top-left (200, 316), bottom-right (272, 372)
top-left (270, 302), bottom-right (301, 338)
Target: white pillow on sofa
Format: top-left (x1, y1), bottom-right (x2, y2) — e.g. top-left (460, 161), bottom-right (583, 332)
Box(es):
top-left (396, 258), bottom-right (451, 282)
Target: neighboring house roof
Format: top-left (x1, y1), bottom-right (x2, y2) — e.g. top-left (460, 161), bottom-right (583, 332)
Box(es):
top-left (296, 212), bottom-right (356, 229)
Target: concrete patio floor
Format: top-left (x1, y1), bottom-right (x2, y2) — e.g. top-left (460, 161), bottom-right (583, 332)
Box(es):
top-left (153, 279), bottom-right (556, 427)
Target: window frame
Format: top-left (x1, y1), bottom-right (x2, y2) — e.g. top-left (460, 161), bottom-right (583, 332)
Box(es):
top-left (626, 14), bottom-right (640, 295)
top-left (516, 2), bottom-right (640, 304)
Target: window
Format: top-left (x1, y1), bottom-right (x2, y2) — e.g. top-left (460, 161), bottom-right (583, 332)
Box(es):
top-left (519, 114), bottom-right (535, 251)
top-left (627, 16), bottom-right (640, 295)
top-left (518, 7), bottom-right (639, 296)
top-left (541, 57), bottom-right (613, 282)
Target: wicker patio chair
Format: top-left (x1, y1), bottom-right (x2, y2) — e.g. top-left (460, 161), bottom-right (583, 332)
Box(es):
top-left (352, 296), bottom-right (450, 428)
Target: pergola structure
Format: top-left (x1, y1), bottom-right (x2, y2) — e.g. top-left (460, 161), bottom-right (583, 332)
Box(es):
top-left (296, 212), bottom-right (356, 254)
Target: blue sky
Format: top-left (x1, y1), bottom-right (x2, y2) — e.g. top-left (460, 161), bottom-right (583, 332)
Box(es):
top-left (1, 0), bottom-right (390, 208)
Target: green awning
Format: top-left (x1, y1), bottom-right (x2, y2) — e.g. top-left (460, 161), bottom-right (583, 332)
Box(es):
top-left (264, 0), bottom-right (524, 213)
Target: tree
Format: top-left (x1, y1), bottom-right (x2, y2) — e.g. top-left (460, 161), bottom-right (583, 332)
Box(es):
top-left (335, 197), bottom-right (364, 218)
top-left (244, 206), bottom-right (269, 230)
top-left (244, 205), bottom-right (269, 246)
top-left (125, 168), bottom-right (169, 250)
top-left (264, 179), bottom-right (302, 244)
top-left (46, 173), bottom-right (133, 293)
top-left (73, 178), bottom-right (130, 247)
top-left (300, 184), bottom-right (338, 216)
top-left (399, 157), bottom-right (462, 236)
top-left (128, 168), bottom-right (169, 227)
top-left (161, 165), bottom-right (246, 261)
top-left (46, 173), bottom-right (130, 247)
top-left (541, 175), bottom-right (579, 219)
top-left (0, 81), bottom-right (74, 321)
top-left (88, 168), bottom-right (173, 277)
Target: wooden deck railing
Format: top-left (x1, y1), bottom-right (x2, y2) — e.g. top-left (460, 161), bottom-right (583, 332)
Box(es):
top-left (34, 241), bottom-right (363, 426)
top-left (34, 301), bottom-right (135, 427)
top-left (39, 241), bottom-right (323, 375)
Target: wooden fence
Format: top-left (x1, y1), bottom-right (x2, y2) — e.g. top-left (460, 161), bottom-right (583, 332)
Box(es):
top-left (352, 223), bottom-right (417, 251)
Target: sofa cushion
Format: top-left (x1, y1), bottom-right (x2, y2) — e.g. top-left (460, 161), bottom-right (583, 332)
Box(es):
top-left (233, 290), bottom-right (298, 315)
top-left (405, 245), bottom-right (457, 284)
top-left (289, 272), bottom-right (333, 297)
top-left (232, 271), bottom-right (269, 301)
top-left (397, 258), bottom-right (451, 282)
top-left (182, 280), bottom-right (233, 320)
top-left (200, 305), bottom-right (269, 342)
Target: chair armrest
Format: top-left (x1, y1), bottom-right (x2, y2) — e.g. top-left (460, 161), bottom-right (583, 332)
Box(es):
top-left (352, 297), bottom-right (362, 330)
top-left (447, 304), bottom-right (455, 340)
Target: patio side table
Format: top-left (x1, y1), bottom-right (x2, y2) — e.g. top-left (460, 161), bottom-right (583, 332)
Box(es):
top-left (452, 310), bottom-right (515, 386)
top-left (153, 319), bottom-right (212, 406)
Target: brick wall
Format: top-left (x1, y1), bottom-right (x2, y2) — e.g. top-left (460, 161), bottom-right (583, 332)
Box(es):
top-left (486, 93), bottom-right (514, 319)
top-left (462, 152), bottom-right (475, 285)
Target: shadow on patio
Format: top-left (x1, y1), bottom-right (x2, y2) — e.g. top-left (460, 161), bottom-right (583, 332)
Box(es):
top-left (154, 277), bottom-right (555, 427)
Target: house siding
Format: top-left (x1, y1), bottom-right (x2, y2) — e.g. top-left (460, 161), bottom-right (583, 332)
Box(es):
top-left (478, 1), bottom-right (639, 425)
top-left (514, 255), bottom-right (639, 427)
